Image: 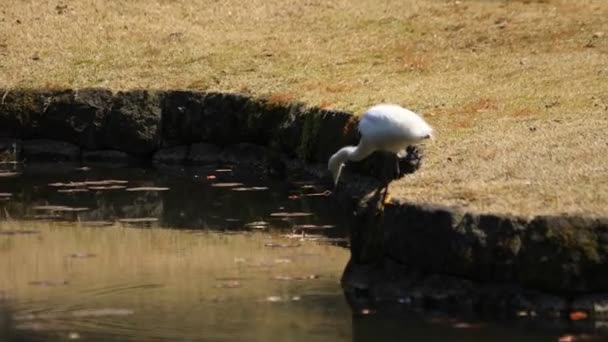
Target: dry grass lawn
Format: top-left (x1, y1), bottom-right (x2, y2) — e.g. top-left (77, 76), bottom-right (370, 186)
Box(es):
top-left (0, 0), bottom-right (607, 217)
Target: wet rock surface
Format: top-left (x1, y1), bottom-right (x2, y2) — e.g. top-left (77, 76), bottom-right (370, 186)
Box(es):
top-left (105, 90), bottom-right (162, 156)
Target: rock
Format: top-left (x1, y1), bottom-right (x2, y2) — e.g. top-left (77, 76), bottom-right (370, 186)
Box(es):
top-left (187, 143), bottom-right (222, 164)
top-left (219, 143), bottom-right (272, 165)
top-left (0, 138), bottom-right (21, 162)
top-left (31, 88), bottom-right (112, 149)
top-left (161, 90), bottom-right (205, 146)
top-left (295, 107), bottom-right (358, 163)
top-left (153, 146), bottom-right (189, 164)
top-left (0, 89), bottom-right (45, 138)
top-left (199, 92), bottom-right (249, 145)
top-left (105, 90), bottom-right (162, 156)
top-left (82, 150), bottom-right (132, 163)
top-left (379, 202), bottom-right (608, 293)
top-left (240, 97), bottom-right (301, 146)
top-left (0, 88), bottom-right (112, 149)
top-left (22, 139), bottom-right (80, 161)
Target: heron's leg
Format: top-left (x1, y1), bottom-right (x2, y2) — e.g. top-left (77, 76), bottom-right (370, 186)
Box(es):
top-left (395, 155), bottom-right (401, 180)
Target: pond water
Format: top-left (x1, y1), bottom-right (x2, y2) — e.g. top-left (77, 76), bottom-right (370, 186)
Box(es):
top-left (0, 163), bottom-right (606, 342)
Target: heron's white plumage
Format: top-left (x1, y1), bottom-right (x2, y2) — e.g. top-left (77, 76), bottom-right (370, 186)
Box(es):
top-left (328, 104), bottom-right (433, 185)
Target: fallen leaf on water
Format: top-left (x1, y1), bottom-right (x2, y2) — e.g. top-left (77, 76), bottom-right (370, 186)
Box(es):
top-left (569, 310), bottom-right (588, 321)
top-left (88, 185), bottom-right (126, 190)
top-left (293, 224), bottom-right (335, 230)
top-left (0, 230), bottom-right (40, 235)
top-left (69, 253), bottom-right (97, 259)
top-left (83, 180), bottom-right (128, 186)
top-left (71, 308), bottom-right (134, 317)
top-left (125, 187), bottom-right (170, 192)
top-left (0, 172), bottom-right (18, 177)
top-left (269, 212), bottom-right (313, 218)
top-left (29, 280), bottom-right (69, 287)
top-left (57, 188), bottom-right (89, 193)
top-left (232, 186), bottom-right (269, 192)
top-left (118, 217), bottom-right (159, 224)
top-left (451, 322), bottom-right (482, 329)
top-left (244, 221), bottom-right (269, 229)
top-left (211, 182), bottom-right (243, 187)
top-left (216, 280), bottom-right (241, 289)
top-left (33, 205), bottom-right (89, 212)
top-left (264, 296), bottom-right (283, 302)
top-left (274, 258), bottom-right (292, 264)
top-left (79, 221), bottom-right (115, 227)
top-left (264, 242), bottom-right (301, 248)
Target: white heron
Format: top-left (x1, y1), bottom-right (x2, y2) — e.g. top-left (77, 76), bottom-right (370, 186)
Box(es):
top-left (328, 104), bottom-right (433, 186)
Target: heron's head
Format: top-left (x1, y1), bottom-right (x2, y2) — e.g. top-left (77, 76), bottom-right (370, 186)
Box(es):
top-left (328, 156), bottom-right (344, 187)
top-left (328, 152), bottom-right (347, 187)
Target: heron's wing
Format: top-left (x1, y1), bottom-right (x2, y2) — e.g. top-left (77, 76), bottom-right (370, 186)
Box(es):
top-left (358, 104), bottom-right (432, 142)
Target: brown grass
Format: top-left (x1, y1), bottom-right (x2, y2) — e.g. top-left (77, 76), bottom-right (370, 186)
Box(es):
top-left (0, 0), bottom-right (607, 216)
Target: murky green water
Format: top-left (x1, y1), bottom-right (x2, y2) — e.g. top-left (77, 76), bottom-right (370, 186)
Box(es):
top-left (1, 163), bottom-right (606, 342)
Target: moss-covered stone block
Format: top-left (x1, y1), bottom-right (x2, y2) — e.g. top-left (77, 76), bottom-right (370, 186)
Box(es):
top-left (105, 90), bottom-right (162, 156)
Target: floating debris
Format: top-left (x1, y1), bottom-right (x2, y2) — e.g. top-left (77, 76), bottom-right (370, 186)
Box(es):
top-left (57, 188), bottom-right (89, 193)
top-left (216, 280), bottom-right (241, 289)
top-left (88, 185), bottom-right (127, 190)
top-left (214, 169), bottom-right (232, 173)
top-left (234, 257), bottom-right (247, 263)
top-left (569, 310), bottom-right (589, 321)
top-left (48, 181), bottom-right (87, 187)
top-left (0, 230), bottom-right (40, 235)
top-left (32, 214), bottom-right (62, 220)
top-left (68, 332), bottom-right (80, 340)
top-left (216, 276), bottom-right (249, 282)
top-left (264, 296), bottom-right (283, 302)
top-left (274, 258), bottom-right (292, 264)
top-left (264, 242), bottom-right (301, 248)
top-left (224, 218), bottom-right (241, 222)
top-left (232, 186), bottom-right (269, 192)
top-left (28, 280), bottom-right (69, 287)
top-left (69, 253), bottom-right (97, 259)
top-left (75, 166), bottom-right (91, 171)
top-left (206, 175), bottom-right (216, 180)
top-left (118, 217), bottom-right (159, 225)
top-left (0, 172), bottom-right (19, 177)
top-left (211, 182), bottom-right (243, 187)
top-left (451, 322), bottom-right (482, 329)
top-left (83, 180), bottom-right (128, 186)
top-left (33, 205), bottom-right (89, 212)
top-left (288, 191), bottom-right (332, 200)
top-left (125, 186), bottom-right (170, 192)
top-left (271, 274), bottom-right (319, 281)
top-left (0, 192), bottom-right (12, 197)
top-left (71, 308), bottom-right (134, 317)
top-left (269, 212), bottom-right (313, 218)
top-left (261, 295), bottom-right (301, 303)
top-left (79, 221), bottom-right (115, 227)
top-left (293, 224), bottom-right (335, 230)
top-left (244, 221), bottom-right (269, 229)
